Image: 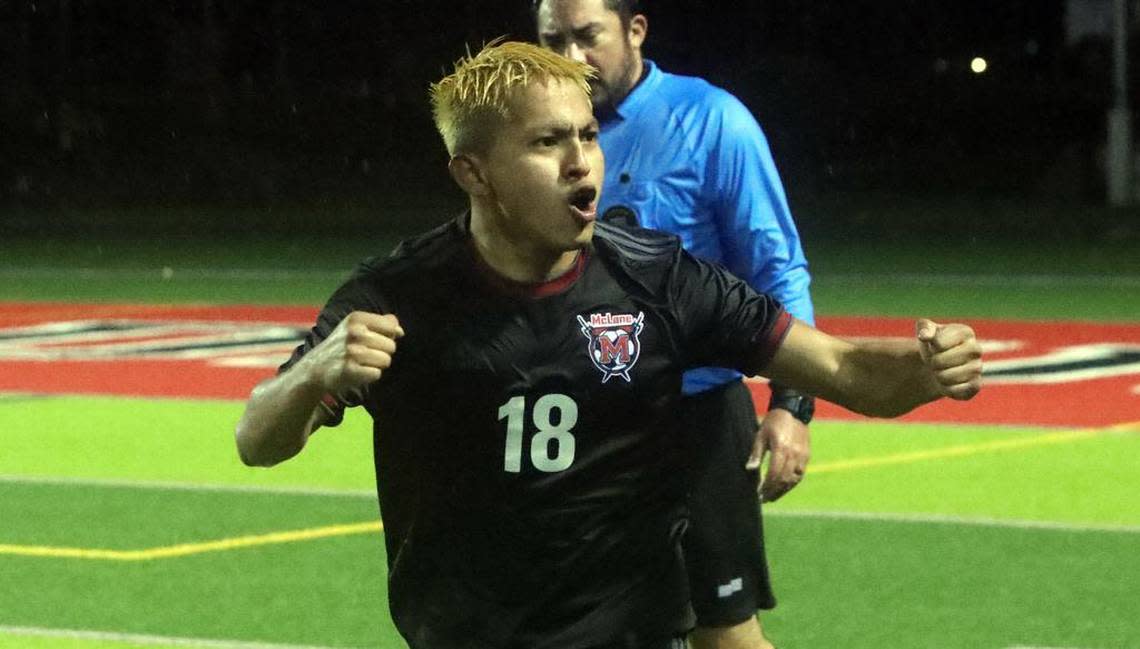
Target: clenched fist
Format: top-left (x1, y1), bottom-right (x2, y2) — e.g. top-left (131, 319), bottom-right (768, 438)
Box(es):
top-left (300, 311), bottom-right (405, 396)
top-left (915, 318), bottom-right (982, 401)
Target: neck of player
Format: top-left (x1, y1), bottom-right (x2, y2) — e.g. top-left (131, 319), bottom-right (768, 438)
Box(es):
top-left (470, 205), bottom-right (581, 284)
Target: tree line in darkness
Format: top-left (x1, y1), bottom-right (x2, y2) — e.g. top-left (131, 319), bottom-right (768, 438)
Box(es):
top-left (1, 0), bottom-right (1130, 235)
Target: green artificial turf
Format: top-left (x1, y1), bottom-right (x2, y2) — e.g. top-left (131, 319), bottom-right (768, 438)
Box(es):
top-left (783, 419), bottom-right (1140, 526)
top-left (3, 235), bottom-right (1138, 321)
top-left (0, 489), bottom-right (391, 647)
top-left (762, 515), bottom-right (1139, 648)
top-left (0, 397), bottom-right (376, 492)
top-left (2, 479), bottom-right (1136, 649)
top-left (3, 397), bottom-right (1138, 647)
top-left (1, 223), bottom-right (1137, 648)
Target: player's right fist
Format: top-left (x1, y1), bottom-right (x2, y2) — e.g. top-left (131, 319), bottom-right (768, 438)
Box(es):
top-left (300, 311), bottom-right (405, 395)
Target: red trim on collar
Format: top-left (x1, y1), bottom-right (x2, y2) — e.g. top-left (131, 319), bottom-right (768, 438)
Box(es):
top-left (469, 243), bottom-right (589, 299)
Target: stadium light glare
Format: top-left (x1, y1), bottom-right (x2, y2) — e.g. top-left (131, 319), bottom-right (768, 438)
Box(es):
top-left (971, 57), bottom-right (988, 74)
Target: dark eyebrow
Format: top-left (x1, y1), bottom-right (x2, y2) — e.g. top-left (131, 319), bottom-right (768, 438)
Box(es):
top-left (529, 124), bottom-right (574, 138)
top-left (541, 21), bottom-right (602, 39)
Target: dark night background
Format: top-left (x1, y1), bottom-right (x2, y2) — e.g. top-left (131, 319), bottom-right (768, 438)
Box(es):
top-left (0, 0), bottom-right (1134, 240)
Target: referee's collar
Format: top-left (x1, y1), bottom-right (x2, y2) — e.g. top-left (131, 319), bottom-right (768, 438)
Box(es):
top-left (603, 59), bottom-right (660, 124)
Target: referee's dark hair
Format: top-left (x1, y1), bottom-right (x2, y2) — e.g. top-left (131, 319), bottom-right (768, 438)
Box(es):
top-left (532, 1), bottom-right (644, 30)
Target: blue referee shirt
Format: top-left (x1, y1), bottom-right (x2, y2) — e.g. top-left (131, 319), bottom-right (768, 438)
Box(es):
top-left (597, 60), bottom-right (815, 395)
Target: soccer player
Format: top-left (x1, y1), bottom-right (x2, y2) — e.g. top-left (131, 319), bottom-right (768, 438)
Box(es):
top-left (533, 2), bottom-right (813, 647)
top-left (234, 40), bottom-right (983, 649)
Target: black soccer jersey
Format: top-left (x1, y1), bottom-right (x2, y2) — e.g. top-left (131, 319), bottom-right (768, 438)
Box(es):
top-left (282, 214), bottom-right (791, 649)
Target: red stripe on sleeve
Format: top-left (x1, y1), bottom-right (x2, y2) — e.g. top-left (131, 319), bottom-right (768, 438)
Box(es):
top-left (746, 310), bottom-right (793, 374)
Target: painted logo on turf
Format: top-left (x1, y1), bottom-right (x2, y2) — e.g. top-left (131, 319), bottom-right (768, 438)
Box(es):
top-left (577, 311), bottom-right (644, 383)
top-left (0, 320), bottom-right (306, 367)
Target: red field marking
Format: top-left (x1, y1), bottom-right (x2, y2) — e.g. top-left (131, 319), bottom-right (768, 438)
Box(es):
top-left (0, 302), bottom-right (319, 325)
top-left (1, 303), bottom-right (1137, 428)
top-left (0, 303), bottom-right (318, 401)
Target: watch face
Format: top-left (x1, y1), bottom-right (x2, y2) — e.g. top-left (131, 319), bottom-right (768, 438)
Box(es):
top-left (797, 397), bottom-right (815, 424)
top-left (788, 397), bottom-right (811, 424)
top-left (772, 393), bottom-right (814, 424)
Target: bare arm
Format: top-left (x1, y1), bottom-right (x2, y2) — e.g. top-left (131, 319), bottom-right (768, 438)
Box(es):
top-left (764, 318), bottom-right (982, 418)
top-left (235, 311), bottom-right (404, 467)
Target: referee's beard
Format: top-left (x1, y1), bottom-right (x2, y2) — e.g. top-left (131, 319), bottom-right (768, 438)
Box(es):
top-left (591, 42), bottom-right (642, 114)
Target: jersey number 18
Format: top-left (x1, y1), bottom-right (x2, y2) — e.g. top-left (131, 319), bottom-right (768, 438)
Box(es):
top-left (498, 394), bottom-right (578, 473)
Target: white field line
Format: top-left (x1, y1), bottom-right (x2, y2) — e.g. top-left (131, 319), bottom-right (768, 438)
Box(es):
top-left (768, 509), bottom-right (1140, 534)
top-left (2, 266), bottom-right (1139, 287)
top-left (816, 273), bottom-right (1140, 288)
top-left (0, 268), bottom-right (347, 282)
top-left (0, 628), bottom-right (1103, 649)
top-left (0, 474), bottom-right (373, 499)
top-left (1, 473), bottom-right (1136, 535)
top-left (0, 624), bottom-right (362, 649)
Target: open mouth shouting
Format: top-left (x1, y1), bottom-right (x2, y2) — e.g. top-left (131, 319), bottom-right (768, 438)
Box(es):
top-left (569, 186), bottom-right (598, 223)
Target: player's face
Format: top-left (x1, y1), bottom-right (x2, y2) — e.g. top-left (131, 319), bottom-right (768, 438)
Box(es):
top-left (536, 0), bottom-right (645, 111)
top-left (479, 78), bottom-right (603, 255)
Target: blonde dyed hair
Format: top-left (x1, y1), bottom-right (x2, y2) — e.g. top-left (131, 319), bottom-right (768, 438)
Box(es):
top-left (430, 39), bottom-right (594, 155)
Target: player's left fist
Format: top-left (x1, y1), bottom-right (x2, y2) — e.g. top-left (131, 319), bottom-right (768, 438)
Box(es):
top-left (915, 318), bottom-right (983, 401)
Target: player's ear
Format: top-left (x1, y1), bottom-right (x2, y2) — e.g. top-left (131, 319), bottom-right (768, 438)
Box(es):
top-left (448, 154), bottom-right (492, 197)
top-left (628, 14), bottom-right (647, 49)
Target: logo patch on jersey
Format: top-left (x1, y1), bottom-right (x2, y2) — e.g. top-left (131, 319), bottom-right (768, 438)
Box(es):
top-left (577, 311), bottom-right (645, 384)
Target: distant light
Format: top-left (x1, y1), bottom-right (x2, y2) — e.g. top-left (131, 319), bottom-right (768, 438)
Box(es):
top-left (971, 57), bottom-right (988, 74)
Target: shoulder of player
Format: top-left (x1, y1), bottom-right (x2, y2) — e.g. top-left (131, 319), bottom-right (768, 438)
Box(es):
top-left (321, 218), bottom-right (465, 307)
top-left (593, 224), bottom-right (735, 302)
top-left (355, 217), bottom-right (465, 279)
top-left (593, 220), bottom-right (682, 264)
top-left (306, 218), bottom-right (465, 321)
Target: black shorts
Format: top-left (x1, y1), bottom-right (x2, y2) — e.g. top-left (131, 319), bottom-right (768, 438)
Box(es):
top-left (680, 380), bottom-right (776, 627)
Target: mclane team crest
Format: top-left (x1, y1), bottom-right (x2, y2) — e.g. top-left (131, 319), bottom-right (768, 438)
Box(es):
top-left (577, 311), bottom-right (645, 383)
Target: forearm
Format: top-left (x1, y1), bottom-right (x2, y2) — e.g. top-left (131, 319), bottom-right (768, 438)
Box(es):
top-left (823, 338), bottom-right (942, 417)
top-left (235, 364), bottom-right (327, 467)
top-left (233, 310), bottom-right (401, 466)
top-left (765, 324), bottom-right (944, 419)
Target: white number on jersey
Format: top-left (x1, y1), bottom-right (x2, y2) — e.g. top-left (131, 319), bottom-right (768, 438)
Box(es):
top-left (498, 394), bottom-right (578, 473)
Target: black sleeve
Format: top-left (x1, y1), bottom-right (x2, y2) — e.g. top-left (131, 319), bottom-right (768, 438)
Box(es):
top-left (670, 249), bottom-right (792, 376)
top-left (278, 270), bottom-right (391, 426)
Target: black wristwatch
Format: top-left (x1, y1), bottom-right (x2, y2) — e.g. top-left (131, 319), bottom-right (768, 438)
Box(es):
top-left (768, 385), bottom-right (815, 425)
